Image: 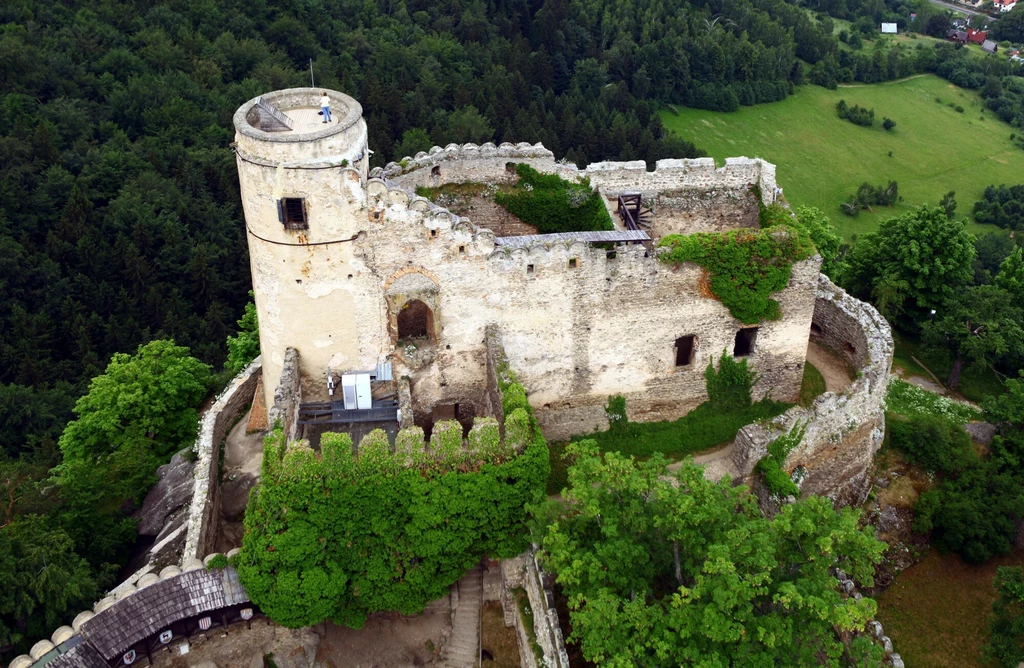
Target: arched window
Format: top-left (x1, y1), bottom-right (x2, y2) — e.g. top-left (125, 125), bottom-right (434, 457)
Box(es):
top-left (398, 299), bottom-right (434, 340)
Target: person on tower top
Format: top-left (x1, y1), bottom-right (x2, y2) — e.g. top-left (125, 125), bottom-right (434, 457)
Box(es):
top-left (320, 92), bottom-right (332, 123)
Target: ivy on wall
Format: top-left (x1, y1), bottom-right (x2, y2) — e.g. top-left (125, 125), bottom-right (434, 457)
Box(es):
top-left (658, 219), bottom-right (814, 324)
top-left (236, 380), bottom-right (549, 629)
top-left (756, 421), bottom-right (807, 498)
top-left (495, 164), bottom-right (614, 234)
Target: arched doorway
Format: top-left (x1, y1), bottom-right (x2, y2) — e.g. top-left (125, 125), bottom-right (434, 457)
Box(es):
top-left (397, 299), bottom-right (434, 341)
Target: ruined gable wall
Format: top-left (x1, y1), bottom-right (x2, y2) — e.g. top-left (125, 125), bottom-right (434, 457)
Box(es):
top-left (356, 183), bottom-right (818, 442)
top-left (732, 275), bottom-right (893, 506)
top-left (586, 157), bottom-right (776, 237)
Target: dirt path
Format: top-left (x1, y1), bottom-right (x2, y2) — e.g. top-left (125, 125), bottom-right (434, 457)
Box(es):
top-left (667, 443), bottom-right (740, 482)
top-left (837, 73), bottom-right (931, 88)
top-left (806, 340), bottom-right (853, 394)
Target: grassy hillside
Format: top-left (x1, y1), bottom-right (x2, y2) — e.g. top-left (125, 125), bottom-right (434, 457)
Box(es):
top-left (661, 75), bottom-right (1022, 239)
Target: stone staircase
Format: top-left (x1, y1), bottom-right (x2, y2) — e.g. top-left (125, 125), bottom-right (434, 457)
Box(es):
top-left (439, 565), bottom-right (483, 667)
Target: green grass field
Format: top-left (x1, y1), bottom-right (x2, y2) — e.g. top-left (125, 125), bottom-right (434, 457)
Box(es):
top-left (660, 75), bottom-right (1021, 239)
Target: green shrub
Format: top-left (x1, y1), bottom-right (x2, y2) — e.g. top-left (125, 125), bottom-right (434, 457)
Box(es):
top-left (886, 412), bottom-right (976, 475)
top-left (495, 164), bottom-right (613, 234)
top-left (756, 422), bottom-right (806, 497)
top-left (658, 226), bottom-right (814, 324)
top-left (914, 461), bottom-right (1024, 564)
top-left (988, 566), bottom-right (1024, 667)
top-left (205, 553), bottom-right (229, 570)
top-left (758, 457), bottom-right (799, 497)
top-left (238, 422), bottom-right (549, 629)
top-left (606, 395), bottom-right (627, 430)
top-left (578, 361), bottom-right (786, 461)
top-left (705, 351), bottom-right (756, 411)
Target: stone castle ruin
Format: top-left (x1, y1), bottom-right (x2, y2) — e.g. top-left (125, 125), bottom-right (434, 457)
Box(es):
top-left (8, 87), bottom-right (898, 668)
top-left (234, 88), bottom-right (822, 442)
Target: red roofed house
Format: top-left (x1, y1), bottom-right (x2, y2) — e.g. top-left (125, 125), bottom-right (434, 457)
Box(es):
top-left (966, 29), bottom-right (987, 44)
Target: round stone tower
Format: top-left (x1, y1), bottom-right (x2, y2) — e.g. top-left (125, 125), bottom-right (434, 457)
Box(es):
top-left (233, 88), bottom-right (373, 409)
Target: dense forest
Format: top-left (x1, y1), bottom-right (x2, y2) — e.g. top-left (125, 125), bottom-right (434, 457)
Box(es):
top-left (4, 0), bottom-right (1024, 660)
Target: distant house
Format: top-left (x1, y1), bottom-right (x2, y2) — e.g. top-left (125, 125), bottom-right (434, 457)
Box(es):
top-left (983, 39), bottom-right (999, 53)
top-left (967, 29), bottom-right (988, 44)
top-left (995, 0), bottom-right (1017, 12)
top-left (947, 29), bottom-right (969, 43)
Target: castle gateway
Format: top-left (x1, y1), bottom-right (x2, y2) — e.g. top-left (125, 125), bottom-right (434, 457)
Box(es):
top-left (233, 88), bottom-right (818, 442)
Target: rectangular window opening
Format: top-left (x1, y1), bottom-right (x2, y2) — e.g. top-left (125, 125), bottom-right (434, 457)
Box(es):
top-left (733, 327), bottom-right (758, 357)
top-left (279, 198), bottom-right (308, 230)
top-left (674, 335), bottom-right (696, 367)
top-left (606, 249), bottom-right (617, 260)
top-left (526, 264), bottom-right (535, 275)
top-left (430, 228), bottom-right (438, 238)
top-left (568, 258), bottom-right (578, 269)
top-left (458, 245), bottom-right (466, 254)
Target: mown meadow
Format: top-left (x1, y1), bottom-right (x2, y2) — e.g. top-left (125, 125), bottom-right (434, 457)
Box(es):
top-left (661, 75), bottom-right (1022, 239)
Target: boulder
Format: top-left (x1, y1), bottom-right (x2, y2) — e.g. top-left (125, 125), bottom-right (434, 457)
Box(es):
top-left (963, 421), bottom-right (997, 446)
top-left (220, 473), bottom-right (257, 521)
top-left (134, 450), bottom-right (195, 536)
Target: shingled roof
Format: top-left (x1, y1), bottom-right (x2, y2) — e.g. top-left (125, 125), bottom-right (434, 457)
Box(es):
top-left (45, 642), bottom-right (108, 668)
top-left (79, 568), bottom-right (249, 660)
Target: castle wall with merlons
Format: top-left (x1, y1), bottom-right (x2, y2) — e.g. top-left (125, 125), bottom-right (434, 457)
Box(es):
top-left (233, 89), bottom-right (811, 441)
top-left (325, 178), bottom-right (817, 439)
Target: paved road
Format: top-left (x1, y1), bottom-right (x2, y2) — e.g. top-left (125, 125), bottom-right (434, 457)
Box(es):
top-left (925, 0), bottom-right (995, 18)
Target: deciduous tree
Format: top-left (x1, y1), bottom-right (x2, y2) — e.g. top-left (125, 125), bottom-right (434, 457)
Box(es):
top-left (538, 441), bottom-right (884, 666)
top-left (922, 285), bottom-right (1024, 389)
top-left (844, 206), bottom-right (975, 321)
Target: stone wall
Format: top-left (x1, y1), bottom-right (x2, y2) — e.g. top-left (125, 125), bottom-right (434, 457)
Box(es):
top-left (650, 187), bottom-right (761, 236)
top-left (182, 359), bottom-right (262, 563)
top-left (582, 157), bottom-right (777, 208)
top-left (382, 142), bottom-right (560, 190)
top-left (732, 275), bottom-right (893, 506)
top-left (353, 183), bottom-right (818, 443)
top-left (500, 552), bottom-right (570, 668)
top-left (267, 347), bottom-right (301, 442)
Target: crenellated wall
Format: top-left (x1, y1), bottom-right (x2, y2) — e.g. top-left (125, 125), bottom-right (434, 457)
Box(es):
top-left (232, 90), bottom-right (816, 451)
top-left (352, 179), bottom-right (819, 441)
top-left (732, 275), bottom-right (893, 506)
top-left (380, 141), bottom-right (562, 190)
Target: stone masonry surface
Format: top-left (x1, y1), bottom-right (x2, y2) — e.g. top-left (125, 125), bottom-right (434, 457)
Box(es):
top-left (182, 359), bottom-right (262, 563)
top-left (233, 89), bottom-right (798, 446)
top-left (732, 274), bottom-right (893, 505)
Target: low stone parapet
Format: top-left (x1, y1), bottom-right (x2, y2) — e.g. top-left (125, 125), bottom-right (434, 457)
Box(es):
top-left (182, 358), bottom-right (263, 563)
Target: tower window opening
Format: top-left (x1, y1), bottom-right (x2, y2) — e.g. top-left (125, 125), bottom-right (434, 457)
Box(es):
top-left (431, 165), bottom-right (441, 177)
top-left (279, 197), bottom-right (308, 230)
top-left (606, 249), bottom-right (617, 260)
top-left (397, 299), bottom-right (434, 341)
top-left (734, 327), bottom-right (758, 357)
top-left (568, 258), bottom-right (578, 269)
top-left (430, 228), bottom-right (438, 238)
top-left (674, 335), bottom-right (696, 367)
top-left (527, 264), bottom-right (535, 275)
top-left (458, 245), bottom-right (466, 254)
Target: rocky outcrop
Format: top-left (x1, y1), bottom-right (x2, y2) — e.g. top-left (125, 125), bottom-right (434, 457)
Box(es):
top-left (134, 450), bottom-right (195, 536)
